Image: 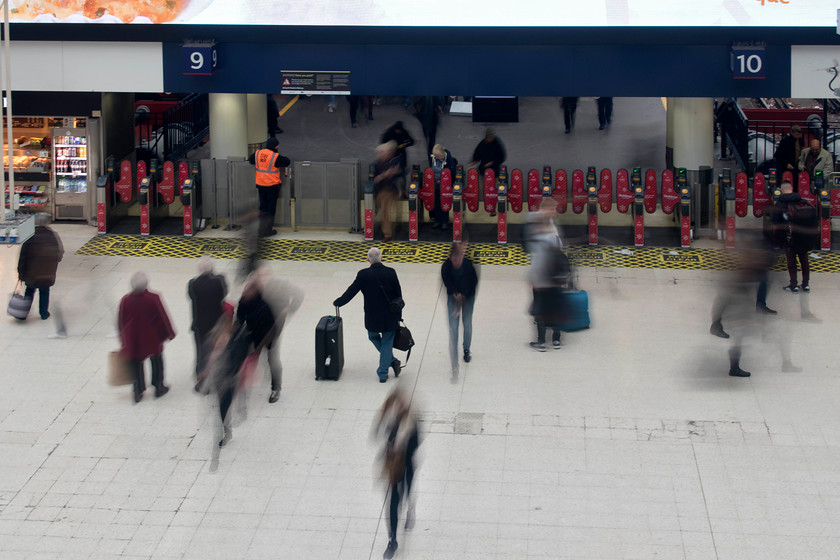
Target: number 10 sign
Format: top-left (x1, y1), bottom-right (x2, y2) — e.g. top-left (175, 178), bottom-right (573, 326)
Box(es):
top-left (183, 42), bottom-right (218, 76)
top-left (731, 46), bottom-right (765, 80)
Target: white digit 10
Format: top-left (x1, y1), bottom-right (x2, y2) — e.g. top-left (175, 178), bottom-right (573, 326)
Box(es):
top-left (735, 53), bottom-right (762, 74)
top-left (190, 51), bottom-right (204, 70)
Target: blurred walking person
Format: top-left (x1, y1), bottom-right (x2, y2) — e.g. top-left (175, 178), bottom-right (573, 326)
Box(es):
top-left (188, 256), bottom-right (228, 386)
top-left (373, 141), bottom-right (401, 242)
top-left (236, 273), bottom-right (282, 403)
top-left (528, 201), bottom-right (565, 350)
top-left (374, 386), bottom-right (421, 560)
top-left (118, 272), bottom-right (176, 403)
top-left (16, 213), bottom-right (63, 322)
top-left (429, 144), bottom-right (457, 230)
top-left (441, 243), bottom-right (478, 382)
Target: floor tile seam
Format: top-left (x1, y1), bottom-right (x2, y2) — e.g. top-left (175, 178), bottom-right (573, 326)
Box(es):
top-left (688, 439), bottom-right (721, 560)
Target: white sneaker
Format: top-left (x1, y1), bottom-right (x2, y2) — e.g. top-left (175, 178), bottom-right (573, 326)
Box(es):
top-left (47, 331), bottom-right (67, 339)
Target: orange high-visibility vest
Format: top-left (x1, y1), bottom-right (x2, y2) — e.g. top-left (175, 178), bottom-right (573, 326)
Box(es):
top-left (254, 148), bottom-right (282, 187)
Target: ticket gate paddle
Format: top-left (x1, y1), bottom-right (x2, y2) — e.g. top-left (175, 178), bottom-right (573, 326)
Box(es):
top-left (644, 169), bottom-right (657, 214)
top-left (464, 169), bottom-right (479, 213)
top-left (661, 170), bottom-right (678, 215)
top-left (509, 168), bottom-right (523, 213)
top-left (452, 166), bottom-right (464, 243)
top-left (720, 169), bottom-right (735, 249)
top-left (421, 168), bottom-right (435, 214)
top-left (408, 176), bottom-right (419, 242)
top-left (819, 181), bottom-right (831, 251)
top-left (483, 169), bottom-right (497, 214)
top-left (527, 169), bottom-right (541, 211)
top-left (799, 173), bottom-right (816, 206)
top-left (364, 163), bottom-right (375, 241)
top-left (496, 166), bottom-right (508, 244)
top-left (752, 172), bottom-right (769, 218)
top-left (734, 172), bottom-right (748, 218)
top-left (440, 168), bottom-right (453, 214)
top-left (830, 172), bottom-right (840, 217)
top-left (616, 169), bottom-right (631, 214)
top-left (571, 170), bottom-right (586, 214)
top-left (598, 169), bottom-right (613, 213)
top-left (552, 169), bottom-right (567, 213)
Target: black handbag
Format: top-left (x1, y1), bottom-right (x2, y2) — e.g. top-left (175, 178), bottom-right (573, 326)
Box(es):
top-left (376, 274), bottom-right (404, 314)
top-left (393, 320), bottom-right (415, 364)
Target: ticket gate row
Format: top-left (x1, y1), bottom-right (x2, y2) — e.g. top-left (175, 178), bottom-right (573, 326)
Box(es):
top-left (719, 168), bottom-right (840, 251)
top-left (96, 157), bottom-right (201, 236)
top-left (363, 164), bottom-right (693, 248)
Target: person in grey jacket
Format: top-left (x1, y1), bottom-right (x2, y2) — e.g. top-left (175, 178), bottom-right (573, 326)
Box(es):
top-left (528, 201), bottom-right (564, 351)
top-left (798, 138), bottom-right (833, 180)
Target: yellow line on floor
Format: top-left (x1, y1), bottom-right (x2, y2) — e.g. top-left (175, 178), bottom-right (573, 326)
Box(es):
top-left (278, 95), bottom-right (299, 117)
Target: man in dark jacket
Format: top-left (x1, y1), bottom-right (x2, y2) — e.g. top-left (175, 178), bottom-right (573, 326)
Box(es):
top-left (236, 275), bottom-right (281, 403)
top-left (17, 213), bottom-right (64, 320)
top-left (441, 243), bottom-right (478, 382)
top-left (188, 255), bottom-right (228, 381)
top-left (773, 125), bottom-right (803, 182)
top-left (469, 127), bottom-right (506, 179)
top-left (334, 246), bottom-right (403, 383)
top-left (772, 181), bottom-right (818, 293)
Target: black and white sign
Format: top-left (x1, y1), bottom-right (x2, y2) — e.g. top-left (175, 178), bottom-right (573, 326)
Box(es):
top-left (280, 71), bottom-right (350, 95)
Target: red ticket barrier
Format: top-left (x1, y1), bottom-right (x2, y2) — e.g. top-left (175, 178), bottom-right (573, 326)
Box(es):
top-left (819, 187), bottom-right (832, 250)
top-left (509, 169), bottom-right (523, 213)
top-left (616, 169), bottom-right (631, 213)
top-left (588, 184), bottom-right (598, 246)
top-left (832, 186), bottom-right (840, 217)
top-left (465, 169), bottom-right (479, 212)
top-left (483, 169), bottom-right (497, 213)
top-left (452, 166), bottom-right (464, 243)
top-left (633, 185), bottom-right (644, 247)
top-left (420, 168), bottom-right (435, 212)
top-left (159, 161), bottom-right (176, 204)
top-left (735, 172), bottom-right (748, 217)
top-left (138, 161), bottom-right (150, 236)
top-left (782, 170), bottom-right (793, 184)
top-left (179, 161), bottom-right (194, 237)
top-left (661, 170), bottom-right (678, 214)
top-left (364, 164), bottom-right (376, 241)
top-left (440, 169), bottom-right (453, 212)
top-left (552, 170), bottom-right (567, 213)
top-left (571, 170), bottom-right (586, 214)
top-left (752, 173), bottom-right (769, 217)
top-left (136, 160), bottom-right (147, 196)
top-left (407, 178), bottom-right (418, 242)
top-left (644, 169), bottom-right (658, 213)
top-left (115, 160), bottom-right (133, 203)
top-left (527, 169), bottom-right (541, 211)
top-left (799, 173), bottom-right (816, 205)
top-left (598, 169), bottom-right (612, 213)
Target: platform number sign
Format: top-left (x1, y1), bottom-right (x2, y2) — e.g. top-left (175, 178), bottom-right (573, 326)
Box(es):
top-left (183, 43), bottom-right (218, 76)
top-left (731, 46), bottom-right (765, 80)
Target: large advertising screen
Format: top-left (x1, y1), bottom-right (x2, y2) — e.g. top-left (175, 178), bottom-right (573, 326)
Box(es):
top-left (10, 0), bottom-right (837, 27)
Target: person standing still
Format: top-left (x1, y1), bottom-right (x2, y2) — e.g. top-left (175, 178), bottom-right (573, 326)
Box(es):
top-left (772, 181), bottom-right (818, 293)
top-left (430, 144), bottom-right (457, 230)
top-left (118, 272), bottom-right (176, 403)
top-left (596, 97), bottom-right (613, 130)
top-left (441, 243), bottom-right (478, 383)
top-left (188, 256), bottom-right (228, 385)
top-left (374, 141), bottom-right (401, 242)
top-left (773, 125), bottom-right (803, 184)
top-left (16, 212), bottom-right (63, 322)
top-left (561, 97), bottom-right (579, 134)
top-left (333, 247), bottom-right (403, 383)
top-left (248, 137), bottom-right (291, 238)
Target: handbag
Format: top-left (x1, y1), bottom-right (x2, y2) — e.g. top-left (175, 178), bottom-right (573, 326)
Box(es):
top-left (393, 320), bottom-right (415, 364)
top-left (7, 281), bottom-right (33, 320)
top-left (107, 350), bottom-right (134, 386)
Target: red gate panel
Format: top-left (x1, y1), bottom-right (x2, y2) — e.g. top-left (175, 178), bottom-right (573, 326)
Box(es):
top-left (440, 169), bottom-right (453, 211)
top-left (598, 169), bottom-right (612, 213)
top-left (527, 169), bottom-right (541, 211)
top-left (159, 161), bottom-right (176, 204)
top-left (136, 160), bottom-right (147, 196)
top-left (420, 168), bottom-right (435, 211)
top-left (552, 170), bottom-right (567, 213)
top-left (465, 169), bottom-right (479, 212)
top-left (661, 170), bottom-right (678, 214)
top-left (735, 172), bottom-right (748, 217)
top-left (509, 169), bottom-right (523, 213)
top-left (832, 187), bottom-right (840, 217)
top-left (752, 173), bottom-right (769, 217)
top-left (782, 170), bottom-right (794, 185)
top-left (571, 170), bottom-right (586, 214)
top-left (799, 173), bottom-right (816, 206)
top-left (115, 160), bottom-right (133, 203)
top-left (616, 169), bottom-right (631, 213)
top-left (644, 169), bottom-right (658, 213)
top-left (483, 169), bottom-right (497, 213)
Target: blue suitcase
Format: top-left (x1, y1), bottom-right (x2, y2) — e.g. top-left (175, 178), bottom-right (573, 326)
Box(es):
top-left (559, 290), bottom-right (590, 331)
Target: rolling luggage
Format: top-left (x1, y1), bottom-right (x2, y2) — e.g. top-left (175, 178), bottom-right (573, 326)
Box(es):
top-left (559, 290), bottom-right (590, 332)
top-left (315, 308), bottom-right (344, 380)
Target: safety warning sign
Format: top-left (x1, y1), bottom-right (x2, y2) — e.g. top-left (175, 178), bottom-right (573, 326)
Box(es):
top-left (280, 71), bottom-right (350, 95)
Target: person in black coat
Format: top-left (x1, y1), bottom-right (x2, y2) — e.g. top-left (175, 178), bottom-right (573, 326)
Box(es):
top-left (773, 125), bottom-right (803, 184)
top-left (441, 243), bottom-right (478, 382)
top-left (237, 276), bottom-right (281, 403)
top-left (17, 213), bottom-right (63, 321)
top-left (187, 255), bottom-right (228, 381)
top-left (380, 121), bottom-right (415, 198)
top-left (772, 181), bottom-right (818, 292)
top-left (561, 97), bottom-right (579, 133)
top-left (334, 246), bottom-right (403, 383)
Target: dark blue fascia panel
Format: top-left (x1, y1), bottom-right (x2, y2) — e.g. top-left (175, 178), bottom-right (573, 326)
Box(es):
top-left (163, 42), bottom-right (792, 97)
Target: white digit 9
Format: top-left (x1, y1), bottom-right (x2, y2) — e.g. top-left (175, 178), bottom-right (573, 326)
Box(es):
top-left (212, 49), bottom-right (217, 68)
top-left (190, 51), bottom-right (204, 70)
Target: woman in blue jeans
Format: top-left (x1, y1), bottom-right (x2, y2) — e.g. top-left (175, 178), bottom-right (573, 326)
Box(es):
top-left (441, 243), bottom-right (478, 382)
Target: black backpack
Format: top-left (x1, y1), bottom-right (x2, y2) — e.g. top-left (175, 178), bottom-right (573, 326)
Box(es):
top-left (544, 244), bottom-right (572, 288)
top-left (787, 199), bottom-right (817, 228)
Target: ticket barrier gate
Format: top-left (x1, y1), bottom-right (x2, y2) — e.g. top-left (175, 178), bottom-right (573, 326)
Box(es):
top-left (830, 172), bottom-right (840, 217)
top-left (408, 174), bottom-right (419, 242)
top-left (814, 172), bottom-right (831, 251)
top-left (631, 168), bottom-right (644, 247)
top-left (452, 166), bottom-right (464, 242)
top-left (585, 167), bottom-right (598, 245)
top-left (676, 168), bottom-right (692, 249)
top-left (96, 156), bottom-right (127, 234)
top-left (496, 166), bottom-right (508, 243)
top-left (552, 168), bottom-right (567, 213)
top-left (139, 160), bottom-right (180, 236)
top-left (720, 169), bottom-right (736, 249)
top-left (364, 163), bottom-right (376, 241)
top-left (181, 161), bottom-right (202, 237)
top-left (527, 168), bottom-right (542, 211)
top-left (464, 168), bottom-right (480, 214)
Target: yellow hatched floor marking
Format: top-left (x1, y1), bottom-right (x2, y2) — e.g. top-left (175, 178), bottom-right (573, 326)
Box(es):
top-left (76, 235), bottom-right (840, 273)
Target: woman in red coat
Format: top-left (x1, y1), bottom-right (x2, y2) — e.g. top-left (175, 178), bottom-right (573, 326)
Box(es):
top-left (118, 271), bottom-right (176, 403)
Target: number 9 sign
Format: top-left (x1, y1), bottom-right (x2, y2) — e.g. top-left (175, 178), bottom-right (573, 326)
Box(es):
top-left (182, 43), bottom-right (218, 76)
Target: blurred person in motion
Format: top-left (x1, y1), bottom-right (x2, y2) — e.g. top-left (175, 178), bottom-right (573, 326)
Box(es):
top-left (210, 315), bottom-right (247, 447)
top-left (561, 97), bottom-right (579, 134)
top-left (773, 124), bottom-right (803, 183)
top-left (772, 180), bottom-right (818, 294)
top-left (373, 386), bottom-right (421, 560)
top-left (595, 96), bottom-right (613, 130)
top-left (266, 94), bottom-right (283, 136)
top-left (334, 247), bottom-right (403, 383)
top-left (16, 212), bottom-right (63, 322)
top-left (248, 137), bottom-right (291, 237)
top-left (441, 243), bottom-right (478, 383)
top-left (528, 200), bottom-right (566, 351)
top-left (236, 272), bottom-right (281, 403)
top-left (118, 272), bottom-right (176, 403)
top-left (348, 95), bottom-right (374, 127)
top-left (380, 121), bottom-right (414, 196)
top-left (373, 141), bottom-right (402, 242)
top-left (468, 127), bottom-right (505, 217)
top-left (429, 143), bottom-right (457, 230)
top-left (410, 96), bottom-right (445, 156)
top-left (188, 256), bottom-right (228, 387)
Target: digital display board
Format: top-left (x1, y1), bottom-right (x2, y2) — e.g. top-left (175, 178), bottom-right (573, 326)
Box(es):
top-left (9, 0), bottom-right (838, 27)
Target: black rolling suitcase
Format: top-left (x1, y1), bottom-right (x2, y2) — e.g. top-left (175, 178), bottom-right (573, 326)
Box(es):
top-left (315, 307), bottom-right (344, 380)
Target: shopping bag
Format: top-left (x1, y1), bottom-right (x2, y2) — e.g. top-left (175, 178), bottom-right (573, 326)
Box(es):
top-left (7, 281), bottom-right (32, 320)
top-left (107, 351), bottom-right (134, 386)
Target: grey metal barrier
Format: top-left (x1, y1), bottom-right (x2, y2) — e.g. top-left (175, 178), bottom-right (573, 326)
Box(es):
top-left (293, 159), bottom-right (361, 230)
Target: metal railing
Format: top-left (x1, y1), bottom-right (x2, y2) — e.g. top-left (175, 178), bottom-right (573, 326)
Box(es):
top-left (135, 94), bottom-right (209, 162)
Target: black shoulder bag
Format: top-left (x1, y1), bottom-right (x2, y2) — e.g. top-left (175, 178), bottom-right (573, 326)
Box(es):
top-left (376, 274), bottom-right (414, 362)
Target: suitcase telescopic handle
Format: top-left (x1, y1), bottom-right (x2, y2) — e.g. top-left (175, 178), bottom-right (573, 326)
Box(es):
top-left (334, 306), bottom-right (340, 318)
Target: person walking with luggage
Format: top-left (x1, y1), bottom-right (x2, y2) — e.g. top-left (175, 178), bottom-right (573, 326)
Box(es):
top-left (248, 137), bottom-right (291, 238)
top-left (528, 201), bottom-right (565, 350)
top-left (441, 243), bottom-right (478, 382)
top-left (772, 180), bottom-right (819, 293)
top-left (334, 247), bottom-right (403, 383)
top-left (16, 212), bottom-right (63, 322)
top-left (188, 256), bottom-right (228, 385)
top-left (373, 386), bottom-right (421, 560)
top-left (429, 144), bottom-right (457, 230)
top-left (118, 272), bottom-right (176, 403)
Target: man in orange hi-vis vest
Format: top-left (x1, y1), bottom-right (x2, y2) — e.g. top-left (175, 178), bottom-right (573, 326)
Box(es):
top-left (248, 137), bottom-right (291, 237)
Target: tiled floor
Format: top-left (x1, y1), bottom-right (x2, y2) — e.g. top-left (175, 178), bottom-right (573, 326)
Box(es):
top-left (2, 224), bottom-right (839, 560)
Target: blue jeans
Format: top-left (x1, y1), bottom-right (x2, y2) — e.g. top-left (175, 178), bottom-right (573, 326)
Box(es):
top-left (368, 330), bottom-right (396, 380)
top-left (447, 295), bottom-right (474, 371)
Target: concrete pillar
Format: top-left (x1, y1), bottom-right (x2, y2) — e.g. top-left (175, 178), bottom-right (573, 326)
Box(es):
top-left (246, 94), bottom-right (268, 152)
top-left (668, 97), bottom-right (715, 234)
top-left (209, 93), bottom-right (247, 160)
